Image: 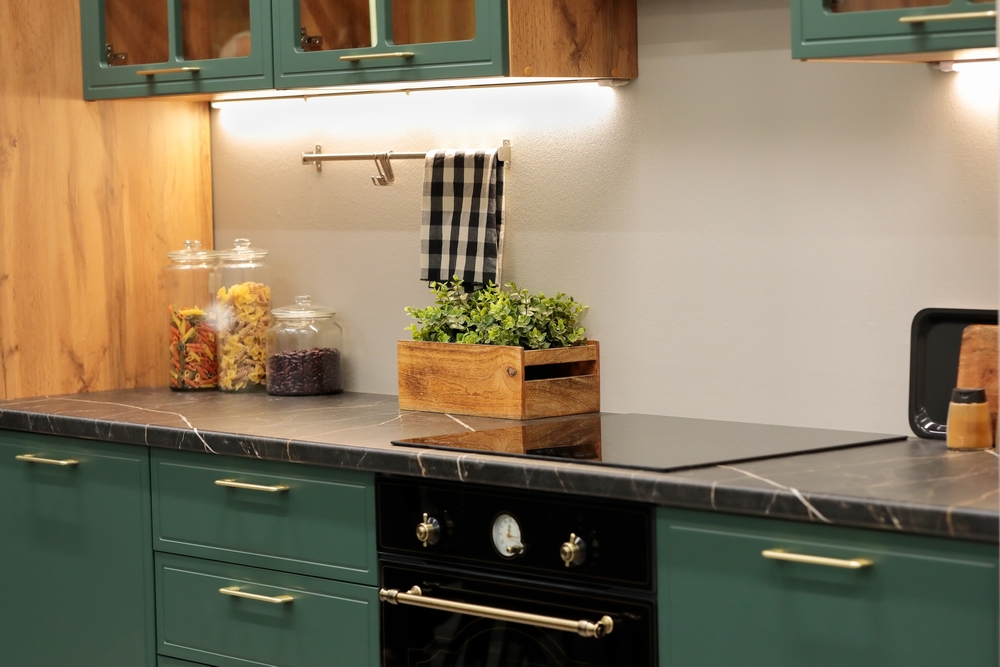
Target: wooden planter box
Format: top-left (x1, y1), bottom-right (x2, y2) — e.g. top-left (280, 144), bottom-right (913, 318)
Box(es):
top-left (397, 340), bottom-right (600, 420)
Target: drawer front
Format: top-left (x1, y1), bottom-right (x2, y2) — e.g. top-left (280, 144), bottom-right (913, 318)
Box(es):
top-left (657, 508), bottom-right (999, 667)
top-left (156, 554), bottom-right (379, 667)
top-left (793, 0), bottom-right (996, 59)
top-left (0, 431), bottom-right (155, 667)
top-left (152, 450), bottom-right (376, 584)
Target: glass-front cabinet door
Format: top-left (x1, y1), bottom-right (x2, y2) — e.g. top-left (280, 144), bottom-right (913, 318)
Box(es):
top-left (273, 0), bottom-right (507, 89)
top-left (793, 0), bottom-right (997, 59)
top-left (81, 0), bottom-right (273, 99)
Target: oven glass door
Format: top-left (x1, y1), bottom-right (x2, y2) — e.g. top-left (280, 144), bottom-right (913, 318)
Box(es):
top-left (381, 563), bottom-right (655, 667)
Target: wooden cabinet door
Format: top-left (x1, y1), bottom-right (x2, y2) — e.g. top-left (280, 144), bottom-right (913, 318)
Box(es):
top-left (273, 0), bottom-right (507, 88)
top-left (792, 0), bottom-right (996, 59)
top-left (657, 508), bottom-right (999, 667)
top-left (0, 432), bottom-right (155, 667)
top-left (81, 0), bottom-right (274, 99)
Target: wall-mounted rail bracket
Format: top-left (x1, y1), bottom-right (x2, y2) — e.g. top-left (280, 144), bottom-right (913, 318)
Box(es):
top-left (301, 140), bottom-right (512, 179)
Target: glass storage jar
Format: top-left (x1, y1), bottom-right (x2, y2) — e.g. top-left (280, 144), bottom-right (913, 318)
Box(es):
top-left (216, 238), bottom-right (271, 392)
top-left (165, 240), bottom-right (218, 391)
top-left (267, 296), bottom-right (344, 396)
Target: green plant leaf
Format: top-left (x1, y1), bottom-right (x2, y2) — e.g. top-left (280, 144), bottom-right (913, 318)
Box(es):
top-left (404, 278), bottom-right (588, 349)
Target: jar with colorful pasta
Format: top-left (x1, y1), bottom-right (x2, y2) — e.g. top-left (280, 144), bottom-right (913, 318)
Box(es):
top-left (216, 238), bottom-right (271, 392)
top-left (166, 240), bottom-right (219, 391)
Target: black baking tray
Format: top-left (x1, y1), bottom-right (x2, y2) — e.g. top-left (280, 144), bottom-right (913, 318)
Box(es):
top-left (909, 308), bottom-right (997, 439)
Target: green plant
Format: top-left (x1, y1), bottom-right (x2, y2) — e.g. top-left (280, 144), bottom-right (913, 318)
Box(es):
top-left (405, 279), bottom-right (588, 349)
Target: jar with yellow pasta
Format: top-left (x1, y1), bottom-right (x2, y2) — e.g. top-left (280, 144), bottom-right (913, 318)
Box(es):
top-left (215, 239), bottom-right (271, 392)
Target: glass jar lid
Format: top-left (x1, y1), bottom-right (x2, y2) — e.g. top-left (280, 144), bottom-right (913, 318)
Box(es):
top-left (167, 240), bottom-right (217, 264)
top-left (272, 295), bottom-right (336, 320)
top-left (218, 238), bottom-right (268, 262)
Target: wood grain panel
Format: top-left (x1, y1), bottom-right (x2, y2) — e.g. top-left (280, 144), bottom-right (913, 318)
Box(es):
top-left (523, 376), bottom-right (600, 419)
top-left (523, 343), bottom-right (597, 366)
top-left (0, 0), bottom-right (212, 399)
top-left (392, 0), bottom-right (477, 45)
top-left (300, 0), bottom-right (373, 51)
top-left (957, 324), bottom-right (998, 432)
top-left (509, 0), bottom-right (638, 78)
top-left (181, 0), bottom-right (253, 61)
top-left (104, 0), bottom-right (170, 66)
top-left (397, 341), bottom-right (524, 418)
top-left (397, 340), bottom-right (600, 419)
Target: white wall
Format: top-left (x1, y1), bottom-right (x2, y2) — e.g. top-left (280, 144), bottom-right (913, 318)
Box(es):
top-left (212, 0), bottom-right (998, 434)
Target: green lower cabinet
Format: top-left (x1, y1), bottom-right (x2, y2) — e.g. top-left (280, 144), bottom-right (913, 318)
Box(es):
top-left (657, 508), bottom-right (999, 667)
top-left (0, 431), bottom-right (156, 667)
top-left (156, 553), bottom-right (380, 667)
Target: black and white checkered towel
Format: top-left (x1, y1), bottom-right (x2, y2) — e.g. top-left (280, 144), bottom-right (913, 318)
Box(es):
top-left (421, 149), bottom-right (505, 287)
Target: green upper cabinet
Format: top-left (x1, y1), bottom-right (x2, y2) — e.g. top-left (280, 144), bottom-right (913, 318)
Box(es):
top-left (274, 0), bottom-right (508, 88)
top-left (657, 507), bottom-right (999, 667)
top-left (0, 432), bottom-right (156, 667)
top-left (81, 0), bottom-right (274, 100)
top-left (81, 0), bottom-right (636, 99)
top-left (792, 0), bottom-right (997, 61)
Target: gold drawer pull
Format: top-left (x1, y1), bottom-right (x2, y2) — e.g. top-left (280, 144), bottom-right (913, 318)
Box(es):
top-left (900, 10), bottom-right (996, 23)
top-left (763, 549), bottom-right (873, 570)
top-left (136, 66), bottom-right (201, 76)
top-left (380, 586), bottom-right (614, 638)
top-left (16, 454), bottom-right (79, 467)
top-left (340, 52), bottom-right (415, 62)
top-left (219, 586), bottom-right (293, 604)
top-left (215, 479), bottom-right (289, 493)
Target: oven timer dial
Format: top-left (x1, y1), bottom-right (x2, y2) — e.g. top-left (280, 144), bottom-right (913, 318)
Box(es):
top-left (492, 513), bottom-right (524, 557)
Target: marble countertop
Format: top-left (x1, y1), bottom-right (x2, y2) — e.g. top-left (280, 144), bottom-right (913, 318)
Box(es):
top-left (0, 388), bottom-right (995, 543)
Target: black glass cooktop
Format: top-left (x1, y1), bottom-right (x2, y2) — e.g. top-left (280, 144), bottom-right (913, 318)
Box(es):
top-left (393, 413), bottom-right (907, 473)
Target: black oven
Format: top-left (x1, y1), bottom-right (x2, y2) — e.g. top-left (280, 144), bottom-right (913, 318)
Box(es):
top-left (377, 478), bottom-right (657, 667)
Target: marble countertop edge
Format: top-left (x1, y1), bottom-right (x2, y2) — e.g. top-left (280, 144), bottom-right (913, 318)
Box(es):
top-left (0, 403), bottom-right (995, 544)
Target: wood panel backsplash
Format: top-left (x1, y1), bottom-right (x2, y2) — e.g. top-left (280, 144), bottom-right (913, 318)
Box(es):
top-left (0, 0), bottom-right (213, 400)
top-left (509, 0), bottom-right (638, 79)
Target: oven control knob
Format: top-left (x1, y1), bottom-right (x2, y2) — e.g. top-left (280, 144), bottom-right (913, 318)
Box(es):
top-left (560, 533), bottom-right (586, 567)
top-left (416, 513), bottom-right (441, 548)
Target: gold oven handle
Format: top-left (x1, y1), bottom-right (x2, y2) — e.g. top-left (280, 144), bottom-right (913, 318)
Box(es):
top-left (899, 10), bottom-right (996, 23)
top-left (762, 549), bottom-right (873, 570)
top-left (15, 454), bottom-right (79, 467)
top-left (339, 52), bottom-right (415, 62)
top-left (219, 586), bottom-right (293, 604)
top-left (379, 586), bottom-right (614, 639)
top-left (215, 479), bottom-right (289, 493)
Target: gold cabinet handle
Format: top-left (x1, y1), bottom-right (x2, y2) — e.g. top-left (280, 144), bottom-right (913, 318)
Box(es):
top-left (762, 549), bottom-right (873, 570)
top-left (219, 586), bottom-right (293, 604)
top-left (15, 454), bottom-right (79, 467)
top-left (135, 66), bottom-right (201, 76)
top-left (900, 10), bottom-right (996, 23)
top-left (380, 586), bottom-right (614, 639)
top-left (214, 479), bottom-right (289, 493)
top-left (340, 52), bottom-right (415, 62)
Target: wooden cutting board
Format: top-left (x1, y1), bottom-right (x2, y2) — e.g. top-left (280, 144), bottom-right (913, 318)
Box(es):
top-left (956, 324), bottom-right (998, 431)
